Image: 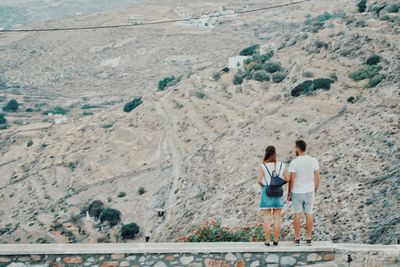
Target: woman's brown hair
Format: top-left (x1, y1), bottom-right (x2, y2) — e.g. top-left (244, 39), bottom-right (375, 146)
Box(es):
top-left (263, 145), bottom-right (277, 163)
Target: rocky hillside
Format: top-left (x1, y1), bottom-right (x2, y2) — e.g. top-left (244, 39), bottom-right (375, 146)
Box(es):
top-left (0, 0), bottom-right (399, 245)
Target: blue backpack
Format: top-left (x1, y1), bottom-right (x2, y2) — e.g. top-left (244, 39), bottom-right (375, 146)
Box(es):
top-left (263, 163), bottom-right (287, 197)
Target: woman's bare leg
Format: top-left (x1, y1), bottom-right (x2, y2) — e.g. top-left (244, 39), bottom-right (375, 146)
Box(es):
top-left (263, 209), bottom-right (272, 242)
top-left (273, 209), bottom-right (282, 242)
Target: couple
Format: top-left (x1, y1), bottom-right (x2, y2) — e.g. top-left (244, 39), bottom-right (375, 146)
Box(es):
top-left (257, 140), bottom-right (320, 246)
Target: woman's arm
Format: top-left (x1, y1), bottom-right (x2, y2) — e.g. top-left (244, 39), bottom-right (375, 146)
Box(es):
top-left (283, 167), bottom-right (290, 182)
top-left (257, 167), bottom-right (264, 187)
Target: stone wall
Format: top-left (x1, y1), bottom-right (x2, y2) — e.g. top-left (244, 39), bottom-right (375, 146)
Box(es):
top-left (0, 242), bottom-right (398, 267)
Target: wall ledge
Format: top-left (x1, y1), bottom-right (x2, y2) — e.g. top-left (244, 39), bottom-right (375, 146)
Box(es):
top-left (0, 242), bottom-right (398, 255)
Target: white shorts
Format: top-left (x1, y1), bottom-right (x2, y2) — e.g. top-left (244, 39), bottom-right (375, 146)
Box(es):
top-left (292, 192), bottom-right (315, 214)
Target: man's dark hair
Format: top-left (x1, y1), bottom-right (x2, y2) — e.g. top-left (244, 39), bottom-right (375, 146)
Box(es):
top-left (295, 140), bottom-right (307, 152)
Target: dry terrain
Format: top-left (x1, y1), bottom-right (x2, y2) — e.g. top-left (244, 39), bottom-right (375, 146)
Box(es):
top-left (0, 0), bottom-right (399, 245)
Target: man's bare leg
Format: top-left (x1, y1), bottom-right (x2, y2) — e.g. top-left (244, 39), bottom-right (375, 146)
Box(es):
top-left (263, 209), bottom-right (272, 242)
top-left (273, 209), bottom-right (281, 242)
top-left (294, 213), bottom-right (302, 240)
top-left (305, 213), bottom-right (313, 240)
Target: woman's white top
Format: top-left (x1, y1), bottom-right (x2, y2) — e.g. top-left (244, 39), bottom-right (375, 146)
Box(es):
top-left (261, 161), bottom-right (286, 186)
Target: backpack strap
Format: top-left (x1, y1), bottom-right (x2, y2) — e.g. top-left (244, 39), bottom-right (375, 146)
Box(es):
top-left (262, 163), bottom-right (272, 186)
top-left (278, 162), bottom-right (283, 177)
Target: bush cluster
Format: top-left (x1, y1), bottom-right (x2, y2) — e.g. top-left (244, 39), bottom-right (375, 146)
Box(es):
top-left (349, 57), bottom-right (385, 88)
top-left (272, 72), bottom-right (287, 83)
top-left (349, 65), bottom-right (381, 81)
top-left (177, 219), bottom-right (274, 242)
top-left (291, 78), bottom-right (335, 97)
top-left (304, 11), bottom-right (346, 32)
top-left (3, 99), bottom-right (19, 112)
top-left (233, 51), bottom-right (287, 84)
top-left (99, 208), bottom-right (121, 227)
top-left (239, 44), bottom-right (260, 56)
top-left (123, 97), bottom-right (143, 113)
top-left (138, 187), bottom-right (146, 195)
top-left (357, 0), bottom-right (367, 13)
top-left (158, 76), bottom-right (177, 91)
top-left (121, 223), bottom-right (140, 240)
top-left (88, 200), bottom-right (104, 218)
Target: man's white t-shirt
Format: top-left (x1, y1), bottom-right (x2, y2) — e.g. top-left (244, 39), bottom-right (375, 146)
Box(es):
top-left (288, 155), bottom-right (319, 193)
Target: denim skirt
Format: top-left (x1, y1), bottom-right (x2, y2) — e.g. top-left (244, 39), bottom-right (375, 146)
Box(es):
top-left (259, 186), bottom-right (284, 209)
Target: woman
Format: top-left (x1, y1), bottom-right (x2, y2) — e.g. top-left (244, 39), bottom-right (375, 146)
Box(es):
top-left (257, 145), bottom-right (289, 246)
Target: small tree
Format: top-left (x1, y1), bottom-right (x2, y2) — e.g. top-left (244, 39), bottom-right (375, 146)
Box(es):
top-left (123, 97), bottom-right (143, 113)
top-left (272, 72), bottom-right (286, 83)
top-left (138, 187), bottom-right (146, 195)
top-left (252, 70), bottom-right (269, 82)
top-left (88, 200), bottom-right (104, 218)
top-left (0, 114), bottom-right (6, 125)
top-left (158, 76), bottom-right (177, 91)
top-left (357, 0), bottom-right (367, 13)
top-left (3, 99), bottom-right (19, 112)
top-left (263, 62), bottom-right (283, 73)
top-left (99, 208), bottom-right (121, 226)
top-left (365, 55), bottom-right (381, 65)
top-left (121, 223), bottom-right (140, 240)
top-left (239, 44), bottom-right (260, 56)
top-left (233, 73), bottom-right (243, 85)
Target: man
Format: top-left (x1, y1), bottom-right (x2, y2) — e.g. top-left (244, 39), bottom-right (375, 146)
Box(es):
top-left (288, 140), bottom-right (320, 246)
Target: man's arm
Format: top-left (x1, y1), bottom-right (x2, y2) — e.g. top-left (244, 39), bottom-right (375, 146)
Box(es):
top-left (314, 170), bottom-right (320, 193)
top-left (288, 172), bottom-right (296, 201)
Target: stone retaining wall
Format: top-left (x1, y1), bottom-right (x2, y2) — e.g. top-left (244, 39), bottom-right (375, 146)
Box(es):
top-left (0, 242), bottom-right (398, 267)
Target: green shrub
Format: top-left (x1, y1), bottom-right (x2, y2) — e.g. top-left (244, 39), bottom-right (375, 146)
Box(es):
top-left (45, 106), bottom-right (68, 115)
top-left (195, 92), bottom-right (207, 99)
top-left (0, 114), bottom-right (6, 124)
top-left (121, 223), bottom-right (140, 240)
top-left (239, 44), bottom-right (260, 56)
top-left (272, 72), bottom-right (286, 83)
top-left (366, 74), bottom-right (385, 88)
top-left (99, 208), bottom-right (121, 226)
top-left (357, 0), bottom-right (367, 13)
top-left (3, 99), bottom-right (19, 112)
top-left (314, 40), bottom-right (328, 49)
top-left (233, 73), bottom-right (243, 85)
top-left (88, 200), bottom-right (104, 218)
top-left (349, 65), bottom-right (382, 81)
top-left (313, 78), bottom-right (335, 89)
top-left (365, 55), bottom-right (381, 65)
top-left (252, 70), bottom-right (269, 82)
top-left (0, 124), bottom-right (9, 130)
top-left (27, 140), bottom-right (33, 147)
top-left (123, 97), bottom-right (143, 113)
top-left (263, 62), bottom-right (283, 73)
top-left (117, 192), bottom-right (126, 198)
top-left (81, 104), bottom-right (98, 109)
top-left (158, 76), bottom-right (177, 91)
top-left (138, 187), bottom-right (146, 195)
top-left (82, 111), bottom-right (93, 116)
top-left (221, 67), bottom-right (230, 73)
top-left (347, 96), bottom-right (356, 103)
top-left (385, 3), bottom-right (400, 13)
top-left (291, 78), bottom-right (334, 97)
top-left (291, 80), bottom-right (314, 97)
top-left (246, 52), bottom-right (274, 64)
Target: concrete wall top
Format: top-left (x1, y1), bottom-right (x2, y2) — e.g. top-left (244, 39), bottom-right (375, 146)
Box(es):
top-left (0, 242), bottom-right (398, 255)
